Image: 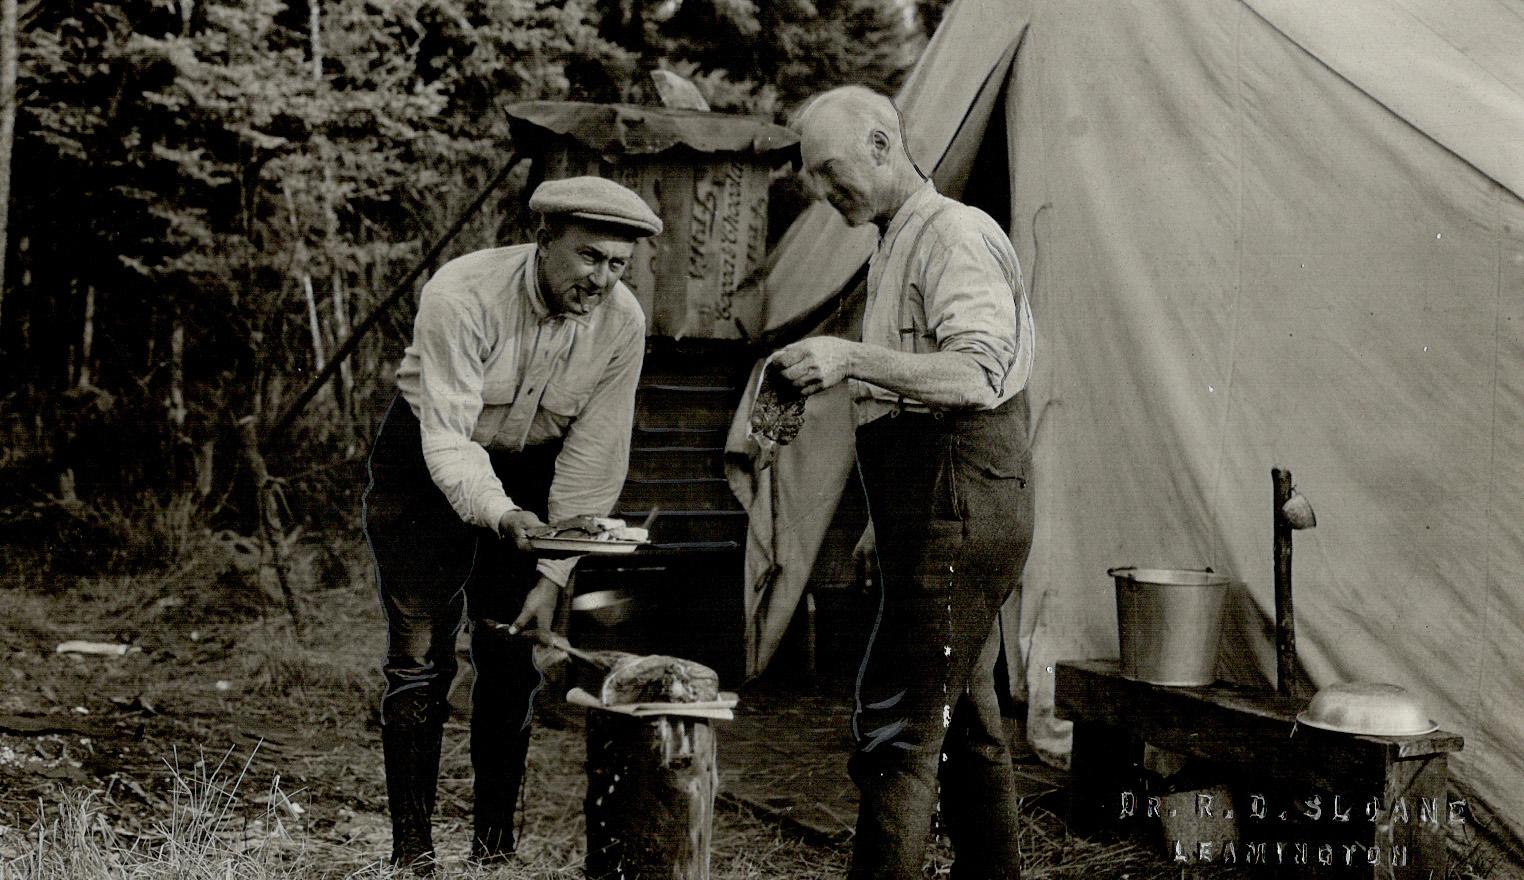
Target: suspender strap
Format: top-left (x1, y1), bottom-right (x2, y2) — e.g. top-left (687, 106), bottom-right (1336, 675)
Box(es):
top-left (892, 204), bottom-right (956, 411)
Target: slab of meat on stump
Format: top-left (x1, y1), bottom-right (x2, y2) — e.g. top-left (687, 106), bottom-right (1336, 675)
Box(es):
top-left (600, 655), bottom-right (720, 706)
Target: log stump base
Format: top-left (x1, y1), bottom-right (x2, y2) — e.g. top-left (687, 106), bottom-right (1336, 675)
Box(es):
top-left (585, 710), bottom-right (718, 879)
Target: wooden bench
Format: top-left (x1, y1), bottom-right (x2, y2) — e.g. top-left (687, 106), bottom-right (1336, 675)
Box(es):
top-left (1055, 660), bottom-right (1464, 878)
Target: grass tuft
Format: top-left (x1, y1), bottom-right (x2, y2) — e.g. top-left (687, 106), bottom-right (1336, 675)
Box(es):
top-left (237, 628), bottom-right (374, 709)
top-left (2, 747), bottom-right (395, 880)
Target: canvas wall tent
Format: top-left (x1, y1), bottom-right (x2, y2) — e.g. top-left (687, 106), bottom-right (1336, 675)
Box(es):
top-left (723, 0), bottom-right (1524, 855)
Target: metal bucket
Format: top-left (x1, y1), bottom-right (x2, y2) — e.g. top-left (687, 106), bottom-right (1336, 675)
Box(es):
top-left (1110, 567), bottom-right (1231, 686)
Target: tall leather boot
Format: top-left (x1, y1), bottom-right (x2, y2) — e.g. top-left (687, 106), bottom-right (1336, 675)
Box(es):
top-left (382, 688), bottom-right (444, 872)
top-left (469, 720), bottom-right (531, 863)
top-left (468, 619), bottom-right (536, 864)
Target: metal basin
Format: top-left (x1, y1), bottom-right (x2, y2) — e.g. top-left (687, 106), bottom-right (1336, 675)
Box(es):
top-left (572, 589), bottom-right (637, 627)
top-left (1297, 682), bottom-right (1437, 736)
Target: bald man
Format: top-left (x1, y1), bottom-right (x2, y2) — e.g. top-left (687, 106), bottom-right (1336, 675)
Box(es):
top-left (775, 86), bottom-right (1036, 880)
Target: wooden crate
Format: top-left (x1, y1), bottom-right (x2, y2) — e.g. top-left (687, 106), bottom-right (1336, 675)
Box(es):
top-left (539, 149), bottom-right (772, 339)
top-left (614, 338), bottom-right (755, 548)
top-left (570, 338), bottom-right (757, 683)
top-left (507, 101), bottom-right (798, 340)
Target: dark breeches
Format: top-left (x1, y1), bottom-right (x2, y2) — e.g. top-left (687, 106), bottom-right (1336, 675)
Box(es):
top-left (850, 394), bottom-right (1034, 880)
top-left (364, 397), bottom-right (559, 854)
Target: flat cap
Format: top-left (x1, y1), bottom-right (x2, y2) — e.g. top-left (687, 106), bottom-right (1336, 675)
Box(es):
top-left (529, 176), bottom-right (663, 238)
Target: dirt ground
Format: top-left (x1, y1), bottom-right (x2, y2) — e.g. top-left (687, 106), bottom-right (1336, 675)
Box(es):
top-left (7, 535), bottom-right (1491, 879)
top-left (0, 541), bottom-right (1109, 879)
top-left (0, 542), bottom-right (868, 877)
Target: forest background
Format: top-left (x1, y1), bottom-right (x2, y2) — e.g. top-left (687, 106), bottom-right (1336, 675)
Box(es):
top-left (0, 6), bottom-right (941, 868)
top-left (0, 0), bottom-right (945, 577)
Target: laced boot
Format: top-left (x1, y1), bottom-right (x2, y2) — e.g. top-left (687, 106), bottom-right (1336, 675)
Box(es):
top-left (382, 689), bottom-right (445, 873)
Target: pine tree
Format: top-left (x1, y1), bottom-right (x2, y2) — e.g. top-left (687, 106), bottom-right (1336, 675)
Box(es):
top-left (0, 0), bottom-right (927, 520)
top-left (588, 0), bottom-right (925, 111)
top-left (0, 0), bottom-right (16, 335)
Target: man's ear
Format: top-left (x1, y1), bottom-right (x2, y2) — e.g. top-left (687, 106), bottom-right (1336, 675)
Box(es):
top-left (536, 225), bottom-right (553, 249)
top-left (868, 129), bottom-right (891, 166)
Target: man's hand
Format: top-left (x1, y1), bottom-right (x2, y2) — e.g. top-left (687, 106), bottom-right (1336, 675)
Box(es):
top-left (507, 575), bottom-right (561, 636)
top-left (853, 522), bottom-right (878, 592)
top-left (497, 509), bottom-right (547, 553)
top-left (775, 337), bottom-right (859, 396)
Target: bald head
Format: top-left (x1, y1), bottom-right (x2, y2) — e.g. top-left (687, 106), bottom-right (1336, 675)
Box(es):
top-left (793, 86), bottom-right (924, 229)
top-left (797, 87), bottom-right (898, 145)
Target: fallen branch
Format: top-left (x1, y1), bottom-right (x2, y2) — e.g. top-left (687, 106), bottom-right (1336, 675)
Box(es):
top-left (0, 713), bottom-right (112, 737)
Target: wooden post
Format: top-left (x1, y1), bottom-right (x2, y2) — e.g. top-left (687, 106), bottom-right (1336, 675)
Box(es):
top-left (1271, 467), bottom-right (1296, 699)
top-left (238, 416), bottom-right (301, 632)
top-left (585, 711), bottom-right (716, 879)
top-left (1374, 755), bottom-right (1452, 880)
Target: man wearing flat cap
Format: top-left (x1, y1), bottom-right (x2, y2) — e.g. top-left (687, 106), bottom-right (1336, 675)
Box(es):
top-left (363, 176), bottom-right (662, 869)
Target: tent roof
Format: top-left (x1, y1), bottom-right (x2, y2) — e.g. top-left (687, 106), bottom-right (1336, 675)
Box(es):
top-left (760, 0), bottom-right (1524, 332)
top-left (1246, 0), bottom-right (1524, 198)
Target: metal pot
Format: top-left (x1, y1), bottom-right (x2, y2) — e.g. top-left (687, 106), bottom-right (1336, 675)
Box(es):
top-left (1110, 567), bottom-right (1232, 687)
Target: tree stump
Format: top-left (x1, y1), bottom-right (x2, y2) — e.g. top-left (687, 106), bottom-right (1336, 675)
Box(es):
top-left (585, 710), bottom-right (717, 880)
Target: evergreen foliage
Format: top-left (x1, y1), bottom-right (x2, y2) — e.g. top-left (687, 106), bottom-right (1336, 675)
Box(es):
top-left (0, 0), bottom-right (923, 535)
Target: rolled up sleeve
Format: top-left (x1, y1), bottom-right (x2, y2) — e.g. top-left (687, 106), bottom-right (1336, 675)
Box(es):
top-left (921, 227), bottom-right (1023, 404)
top-left (535, 322), bottom-right (645, 586)
top-left (413, 292), bottom-right (518, 531)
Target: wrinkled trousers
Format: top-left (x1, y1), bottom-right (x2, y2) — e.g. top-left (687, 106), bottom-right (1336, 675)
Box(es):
top-left (850, 393), bottom-right (1034, 880)
top-left (363, 396), bottom-right (557, 852)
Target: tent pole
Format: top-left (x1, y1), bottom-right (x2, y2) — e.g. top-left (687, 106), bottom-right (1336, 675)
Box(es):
top-left (1272, 467), bottom-right (1296, 698)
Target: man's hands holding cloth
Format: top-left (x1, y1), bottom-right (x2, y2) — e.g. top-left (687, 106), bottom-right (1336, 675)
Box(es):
top-left (774, 337), bottom-right (858, 396)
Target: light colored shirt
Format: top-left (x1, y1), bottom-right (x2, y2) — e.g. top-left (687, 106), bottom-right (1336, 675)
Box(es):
top-left (852, 181), bottom-right (1035, 427)
top-left (397, 244), bottom-right (646, 585)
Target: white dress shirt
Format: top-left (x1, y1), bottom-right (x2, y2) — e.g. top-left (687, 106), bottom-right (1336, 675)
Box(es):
top-left (396, 244), bottom-right (645, 585)
top-left (853, 181), bottom-right (1035, 426)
